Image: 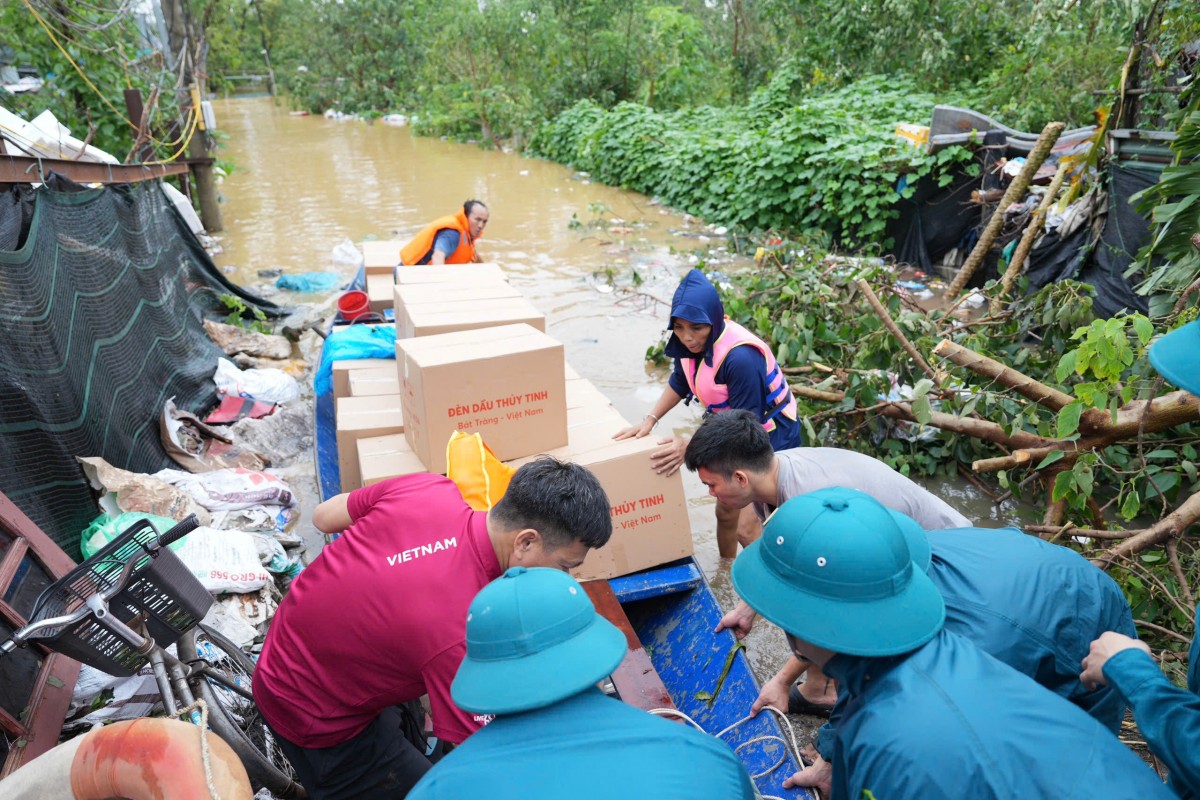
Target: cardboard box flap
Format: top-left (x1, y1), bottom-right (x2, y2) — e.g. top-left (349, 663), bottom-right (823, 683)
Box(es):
top-left (395, 282), bottom-right (522, 305)
top-left (397, 323), bottom-right (559, 365)
top-left (361, 240), bottom-right (403, 267)
top-left (394, 263), bottom-right (508, 285)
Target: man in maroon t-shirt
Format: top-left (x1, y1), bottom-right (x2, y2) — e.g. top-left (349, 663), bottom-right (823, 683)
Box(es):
top-left (254, 457), bottom-right (612, 799)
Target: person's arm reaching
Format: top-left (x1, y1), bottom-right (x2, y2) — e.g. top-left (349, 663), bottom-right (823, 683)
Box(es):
top-left (313, 493), bottom-right (352, 533)
top-left (1083, 631), bottom-right (1200, 793)
top-left (614, 385), bottom-right (684, 441)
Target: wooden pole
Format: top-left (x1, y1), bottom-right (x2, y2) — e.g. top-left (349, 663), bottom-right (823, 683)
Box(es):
top-left (992, 162), bottom-right (1070, 312)
top-left (946, 121), bottom-right (1065, 297)
top-left (163, 0), bottom-right (223, 232)
top-left (857, 279), bottom-right (941, 387)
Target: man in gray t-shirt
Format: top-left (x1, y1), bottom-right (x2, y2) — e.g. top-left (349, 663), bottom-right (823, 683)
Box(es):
top-left (753, 447), bottom-right (970, 530)
top-left (683, 410), bottom-right (972, 714)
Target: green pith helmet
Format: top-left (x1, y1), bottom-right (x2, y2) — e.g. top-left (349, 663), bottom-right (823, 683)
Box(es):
top-left (732, 487), bottom-right (945, 657)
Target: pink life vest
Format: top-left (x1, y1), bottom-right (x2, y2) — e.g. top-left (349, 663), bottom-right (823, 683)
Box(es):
top-left (681, 319), bottom-right (798, 432)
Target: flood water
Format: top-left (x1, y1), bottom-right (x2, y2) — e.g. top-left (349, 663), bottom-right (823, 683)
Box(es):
top-left (211, 96), bottom-right (1031, 685)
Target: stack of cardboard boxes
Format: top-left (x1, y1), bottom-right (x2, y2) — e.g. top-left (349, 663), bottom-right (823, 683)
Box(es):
top-left (333, 244), bottom-right (693, 581)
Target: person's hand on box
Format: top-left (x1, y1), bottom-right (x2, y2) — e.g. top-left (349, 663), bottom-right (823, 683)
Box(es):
top-left (649, 436), bottom-right (687, 477)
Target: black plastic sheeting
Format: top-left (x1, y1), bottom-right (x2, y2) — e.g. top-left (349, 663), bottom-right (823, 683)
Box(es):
top-left (0, 176), bottom-right (283, 559)
top-left (890, 151), bottom-right (1156, 317)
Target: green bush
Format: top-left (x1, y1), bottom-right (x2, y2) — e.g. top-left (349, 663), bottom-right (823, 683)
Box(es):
top-left (531, 77), bottom-right (979, 247)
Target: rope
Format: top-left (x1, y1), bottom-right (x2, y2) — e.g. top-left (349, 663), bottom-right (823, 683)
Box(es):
top-left (649, 705), bottom-right (807, 800)
top-left (170, 699), bottom-right (222, 800)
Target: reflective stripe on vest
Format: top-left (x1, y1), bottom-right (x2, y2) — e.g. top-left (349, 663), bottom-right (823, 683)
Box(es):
top-left (399, 210), bottom-right (477, 265)
top-left (681, 319), bottom-right (797, 429)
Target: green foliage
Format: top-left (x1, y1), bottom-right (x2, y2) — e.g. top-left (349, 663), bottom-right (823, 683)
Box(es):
top-left (1130, 101), bottom-right (1200, 314)
top-left (0, 4), bottom-right (181, 160)
top-left (532, 77), bottom-right (976, 247)
top-left (220, 294), bottom-right (270, 335)
top-left (238, 0), bottom-right (1156, 144)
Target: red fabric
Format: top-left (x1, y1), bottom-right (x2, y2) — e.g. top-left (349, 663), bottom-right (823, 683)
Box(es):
top-left (204, 393), bottom-right (276, 424)
top-left (254, 474), bottom-right (502, 748)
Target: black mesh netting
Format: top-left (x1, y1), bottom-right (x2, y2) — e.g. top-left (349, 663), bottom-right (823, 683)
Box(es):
top-left (0, 176), bottom-right (284, 560)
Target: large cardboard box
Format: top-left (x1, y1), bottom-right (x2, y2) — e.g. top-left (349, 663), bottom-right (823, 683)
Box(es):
top-left (361, 240), bottom-right (403, 274)
top-left (397, 324), bottom-right (567, 474)
top-left (366, 272), bottom-right (394, 314)
top-left (394, 263), bottom-right (507, 285)
top-left (394, 282), bottom-right (522, 306)
top-left (359, 433), bottom-right (428, 486)
top-left (507, 399), bottom-right (628, 464)
top-left (399, 296), bottom-right (546, 339)
top-left (332, 358), bottom-right (393, 399)
top-left (348, 366), bottom-right (401, 397)
top-left (510, 435), bottom-right (692, 581)
top-left (336, 395), bottom-right (405, 492)
top-left (394, 283), bottom-right (526, 339)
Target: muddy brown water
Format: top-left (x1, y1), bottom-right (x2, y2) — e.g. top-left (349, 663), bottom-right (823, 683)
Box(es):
top-left (211, 96), bottom-right (1033, 701)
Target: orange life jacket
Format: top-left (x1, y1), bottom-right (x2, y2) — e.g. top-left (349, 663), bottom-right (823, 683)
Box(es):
top-left (399, 209), bottom-right (479, 265)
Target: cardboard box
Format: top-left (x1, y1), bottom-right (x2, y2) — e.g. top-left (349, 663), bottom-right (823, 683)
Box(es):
top-left (366, 272), bottom-right (394, 314)
top-left (393, 283), bottom-right (525, 339)
top-left (397, 324), bottom-right (567, 474)
top-left (348, 366), bottom-right (401, 397)
top-left (394, 282), bottom-right (523, 306)
top-left (358, 433), bottom-right (428, 486)
top-left (332, 358), bottom-right (394, 399)
top-left (394, 263), bottom-right (508, 285)
top-left (510, 435), bottom-right (692, 581)
top-left (361, 240), bottom-right (403, 274)
top-left (566, 377), bottom-right (614, 411)
top-left (336, 395), bottom-right (405, 492)
top-left (505, 400), bottom-right (628, 463)
top-left (398, 296), bottom-right (546, 339)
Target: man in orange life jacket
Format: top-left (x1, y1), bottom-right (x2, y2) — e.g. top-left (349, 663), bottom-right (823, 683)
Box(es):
top-left (399, 200), bottom-right (489, 265)
top-left (615, 268), bottom-right (801, 558)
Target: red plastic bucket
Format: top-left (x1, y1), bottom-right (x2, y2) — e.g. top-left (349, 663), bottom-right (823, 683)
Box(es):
top-left (337, 290), bottom-right (370, 320)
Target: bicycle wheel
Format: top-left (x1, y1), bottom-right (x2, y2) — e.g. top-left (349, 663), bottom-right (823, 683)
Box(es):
top-left (179, 624), bottom-right (307, 799)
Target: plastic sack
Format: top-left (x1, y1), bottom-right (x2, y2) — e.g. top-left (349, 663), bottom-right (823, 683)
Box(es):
top-left (176, 527), bottom-right (272, 594)
top-left (161, 396), bottom-right (270, 473)
top-left (81, 511), bottom-right (185, 559)
top-left (213, 358), bottom-right (301, 405)
top-left (203, 319), bottom-right (292, 360)
top-left (445, 431), bottom-right (514, 511)
top-left (313, 324), bottom-right (397, 396)
top-left (78, 457), bottom-right (212, 527)
top-left (275, 272), bottom-right (344, 293)
top-left (152, 468), bottom-right (296, 511)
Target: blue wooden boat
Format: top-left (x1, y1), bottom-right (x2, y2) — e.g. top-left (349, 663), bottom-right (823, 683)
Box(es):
top-left (313, 349), bottom-right (813, 798)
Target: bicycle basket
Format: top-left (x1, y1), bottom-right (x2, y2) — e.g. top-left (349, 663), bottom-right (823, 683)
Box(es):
top-left (26, 518), bottom-right (213, 676)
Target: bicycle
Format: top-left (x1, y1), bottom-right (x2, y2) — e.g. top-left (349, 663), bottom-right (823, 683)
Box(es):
top-left (1, 514), bottom-right (306, 799)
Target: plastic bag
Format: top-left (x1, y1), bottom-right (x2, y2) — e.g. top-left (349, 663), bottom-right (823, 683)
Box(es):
top-left (78, 457), bottom-right (212, 527)
top-left (161, 396), bottom-right (270, 472)
top-left (213, 358), bottom-right (301, 405)
top-left (81, 511), bottom-right (185, 559)
top-left (152, 468), bottom-right (296, 511)
top-left (176, 527), bottom-right (273, 594)
top-left (332, 238), bottom-right (365, 269)
top-left (313, 324), bottom-right (397, 396)
top-left (275, 272), bottom-right (344, 293)
top-left (445, 431), bottom-right (514, 511)
top-left (203, 319), bottom-right (292, 360)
